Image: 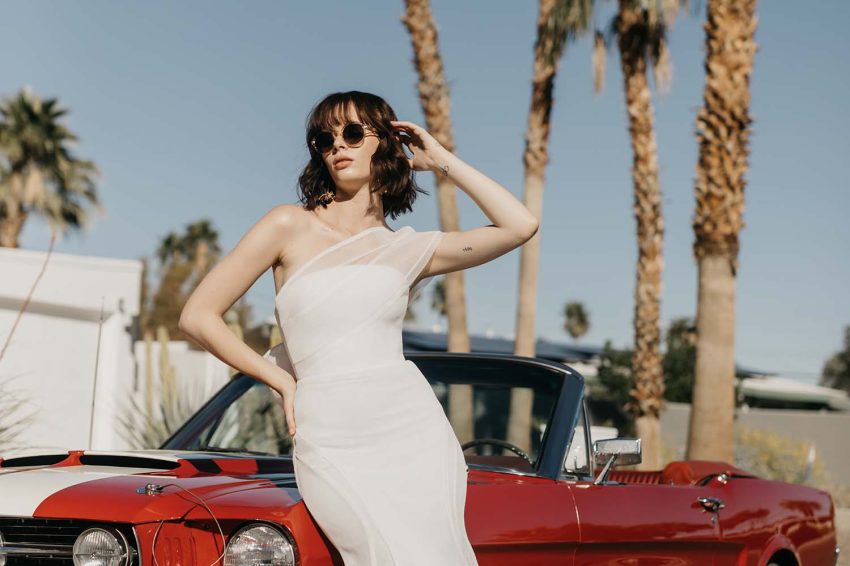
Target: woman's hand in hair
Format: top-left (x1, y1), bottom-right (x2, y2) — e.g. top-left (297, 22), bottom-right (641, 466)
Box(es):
top-left (390, 120), bottom-right (450, 173)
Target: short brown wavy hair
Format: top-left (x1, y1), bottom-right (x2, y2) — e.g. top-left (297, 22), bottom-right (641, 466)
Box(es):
top-left (297, 91), bottom-right (427, 220)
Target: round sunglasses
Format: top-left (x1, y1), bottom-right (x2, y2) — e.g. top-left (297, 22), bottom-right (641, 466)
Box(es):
top-left (310, 122), bottom-right (381, 154)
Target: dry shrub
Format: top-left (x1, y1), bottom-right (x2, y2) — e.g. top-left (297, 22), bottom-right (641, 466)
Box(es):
top-left (118, 326), bottom-right (216, 449)
top-left (735, 426), bottom-right (849, 507)
top-left (0, 376), bottom-right (34, 453)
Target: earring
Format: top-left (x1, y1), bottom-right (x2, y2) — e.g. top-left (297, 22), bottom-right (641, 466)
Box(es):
top-left (318, 190), bottom-right (335, 205)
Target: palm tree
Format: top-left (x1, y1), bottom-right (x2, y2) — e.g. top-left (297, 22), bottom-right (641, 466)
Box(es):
top-left (509, 0), bottom-right (592, 452)
top-left (564, 301), bottom-right (590, 341)
top-left (156, 231), bottom-right (185, 265)
top-left (0, 88), bottom-right (100, 247)
top-left (687, 0), bottom-right (758, 462)
top-left (148, 220), bottom-right (221, 339)
top-left (183, 219), bottom-right (221, 279)
top-left (404, 292), bottom-right (420, 323)
top-left (401, 0), bottom-right (469, 352)
top-left (595, 0), bottom-right (682, 470)
top-left (430, 277), bottom-right (447, 328)
top-left (663, 317), bottom-right (697, 403)
top-left (402, 0), bottom-right (474, 443)
top-left (821, 326), bottom-right (850, 394)
top-left (155, 220), bottom-right (220, 280)
top-left (149, 255), bottom-right (194, 338)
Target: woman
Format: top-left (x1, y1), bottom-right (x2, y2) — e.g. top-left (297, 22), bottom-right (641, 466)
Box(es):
top-left (179, 91), bottom-right (538, 565)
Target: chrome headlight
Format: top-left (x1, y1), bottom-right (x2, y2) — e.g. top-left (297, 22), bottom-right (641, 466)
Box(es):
top-left (72, 528), bottom-right (129, 566)
top-left (224, 524), bottom-right (295, 566)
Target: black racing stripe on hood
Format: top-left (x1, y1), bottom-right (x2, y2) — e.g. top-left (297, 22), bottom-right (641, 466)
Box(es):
top-left (189, 459), bottom-right (223, 474)
top-left (1, 454), bottom-right (68, 467)
top-left (78, 455), bottom-right (180, 470)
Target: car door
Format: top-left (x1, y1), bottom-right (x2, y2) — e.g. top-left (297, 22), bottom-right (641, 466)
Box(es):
top-left (570, 481), bottom-right (726, 565)
top-left (564, 404), bottom-right (724, 565)
top-left (464, 477), bottom-right (580, 565)
top-left (421, 356), bottom-right (582, 565)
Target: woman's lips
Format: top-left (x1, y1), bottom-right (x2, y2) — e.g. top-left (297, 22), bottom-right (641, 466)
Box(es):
top-left (333, 159), bottom-right (353, 170)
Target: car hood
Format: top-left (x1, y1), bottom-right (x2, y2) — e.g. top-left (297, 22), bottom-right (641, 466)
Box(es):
top-left (0, 449), bottom-right (301, 523)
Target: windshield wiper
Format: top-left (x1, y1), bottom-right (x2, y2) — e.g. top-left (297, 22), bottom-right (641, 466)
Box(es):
top-left (197, 446), bottom-right (276, 457)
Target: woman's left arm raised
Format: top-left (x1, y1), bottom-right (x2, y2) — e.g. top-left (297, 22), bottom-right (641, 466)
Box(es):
top-left (391, 120), bottom-right (539, 279)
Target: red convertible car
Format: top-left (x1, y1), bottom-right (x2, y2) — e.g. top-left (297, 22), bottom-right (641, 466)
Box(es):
top-left (0, 352), bottom-right (840, 565)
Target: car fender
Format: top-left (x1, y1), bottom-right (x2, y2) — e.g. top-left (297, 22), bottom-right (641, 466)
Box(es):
top-left (758, 533), bottom-right (800, 566)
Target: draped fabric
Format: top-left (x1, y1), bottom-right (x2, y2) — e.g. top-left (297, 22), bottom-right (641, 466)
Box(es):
top-left (264, 225), bottom-right (478, 565)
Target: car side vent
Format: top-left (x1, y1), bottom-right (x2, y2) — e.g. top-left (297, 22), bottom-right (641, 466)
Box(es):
top-left (78, 455), bottom-right (180, 470)
top-left (1, 454), bottom-right (68, 467)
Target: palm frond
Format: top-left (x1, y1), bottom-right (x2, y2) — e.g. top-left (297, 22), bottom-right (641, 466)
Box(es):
top-left (564, 301), bottom-right (590, 340)
top-left (539, 0), bottom-right (594, 68)
top-left (652, 35), bottom-right (672, 93)
top-left (0, 87), bottom-right (100, 241)
top-left (608, 0), bottom-right (686, 95)
top-left (592, 30), bottom-right (607, 93)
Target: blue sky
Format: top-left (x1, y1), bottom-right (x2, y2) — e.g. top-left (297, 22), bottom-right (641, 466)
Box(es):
top-left (4, 1), bottom-right (848, 382)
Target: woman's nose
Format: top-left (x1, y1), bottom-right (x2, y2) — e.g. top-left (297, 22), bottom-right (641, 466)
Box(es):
top-left (333, 131), bottom-right (348, 150)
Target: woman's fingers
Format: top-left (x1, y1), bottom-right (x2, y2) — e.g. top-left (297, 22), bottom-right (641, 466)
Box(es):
top-left (390, 119), bottom-right (419, 129)
top-left (391, 120), bottom-right (424, 138)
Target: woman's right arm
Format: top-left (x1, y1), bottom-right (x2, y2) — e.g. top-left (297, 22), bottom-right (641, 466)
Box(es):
top-left (178, 204), bottom-right (300, 436)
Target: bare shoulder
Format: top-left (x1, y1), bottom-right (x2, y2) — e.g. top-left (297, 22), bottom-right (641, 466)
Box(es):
top-left (259, 204), bottom-right (306, 229)
top-left (256, 204), bottom-right (310, 263)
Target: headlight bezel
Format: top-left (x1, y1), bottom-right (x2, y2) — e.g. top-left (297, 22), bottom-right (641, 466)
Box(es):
top-left (72, 527), bottom-right (131, 566)
top-left (224, 522), bottom-right (297, 566)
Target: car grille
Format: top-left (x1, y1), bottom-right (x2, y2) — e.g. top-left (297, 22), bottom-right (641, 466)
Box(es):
top-left (0, 518), bottom-right (138, 566)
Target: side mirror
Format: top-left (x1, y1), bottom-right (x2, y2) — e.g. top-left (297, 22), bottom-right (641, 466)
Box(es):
top-left (592, 438), bottom-right (642, 485)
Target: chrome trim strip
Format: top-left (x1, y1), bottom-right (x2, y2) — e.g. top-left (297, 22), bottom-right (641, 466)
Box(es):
top-left (466, 463), bottom-right (539, 477)
top-left (0, 545), bottom-right (72, 556)
top-left (131, 524), bottom-right (142, 565)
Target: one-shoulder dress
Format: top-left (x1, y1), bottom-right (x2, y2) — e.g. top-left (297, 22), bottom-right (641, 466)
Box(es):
top-left (268, 225), bottom-right (478, 565)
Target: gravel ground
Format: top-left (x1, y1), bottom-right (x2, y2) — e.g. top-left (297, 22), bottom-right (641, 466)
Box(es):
top-left (837, 509), bottom-right (849, 566)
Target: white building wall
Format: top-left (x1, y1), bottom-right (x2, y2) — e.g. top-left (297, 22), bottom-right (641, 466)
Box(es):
top-left (1, 248), bottom-right (234, 457)
top-left (0, 247), bottom-right (142, 454)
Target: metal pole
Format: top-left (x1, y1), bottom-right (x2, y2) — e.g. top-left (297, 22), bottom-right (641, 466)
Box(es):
top-left (88, 297), bottom-right (106, 449)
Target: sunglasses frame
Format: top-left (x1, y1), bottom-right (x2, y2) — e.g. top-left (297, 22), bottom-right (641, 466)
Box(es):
top-left (310, 122), bottom-right (381, 154)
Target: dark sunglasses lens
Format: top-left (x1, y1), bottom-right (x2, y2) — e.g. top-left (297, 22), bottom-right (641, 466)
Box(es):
top-left (343, 123), bottom-right (365, 145)
top-left (313, 131), bottom-right (334, 152)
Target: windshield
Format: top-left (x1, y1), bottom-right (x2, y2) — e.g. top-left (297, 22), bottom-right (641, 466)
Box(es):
top-left (163, 356), bottom-right (568, 474)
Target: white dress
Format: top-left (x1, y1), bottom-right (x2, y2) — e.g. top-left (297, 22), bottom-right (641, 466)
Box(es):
top-left (269, 225), bottom-right (478, 566)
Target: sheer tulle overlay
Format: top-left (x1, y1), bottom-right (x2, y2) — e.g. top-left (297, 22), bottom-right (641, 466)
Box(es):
top-left (267, 226), bottom-right (478, 565)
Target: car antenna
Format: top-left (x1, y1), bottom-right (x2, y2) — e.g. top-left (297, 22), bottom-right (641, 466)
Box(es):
top-left (87, 296), bottom-right (106, 450)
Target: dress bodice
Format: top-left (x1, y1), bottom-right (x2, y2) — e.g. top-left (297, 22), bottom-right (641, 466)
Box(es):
top-left (271, 226), bottom-right (443, 380)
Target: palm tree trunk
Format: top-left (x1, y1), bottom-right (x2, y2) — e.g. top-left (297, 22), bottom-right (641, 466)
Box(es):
top-left (0, 174), bottom-right (29, 248)
top-left (194, 241), bottom-right (210, 278)
top-left (0, 204), bottom-right (28, 248)
top-left (509, 0), bottom-right (560, 452)
top-left (617, 0), bottom-right (665, 471)
top-left (688, 255), bottom-right (736, 459)
top-left (402, 0), bottom-right (474, 444)
top-left (687, 0), bottom-right (758, 462)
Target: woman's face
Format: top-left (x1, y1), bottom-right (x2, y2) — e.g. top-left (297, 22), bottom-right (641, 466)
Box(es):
top-left (317, 105), bottom-right (382, 192)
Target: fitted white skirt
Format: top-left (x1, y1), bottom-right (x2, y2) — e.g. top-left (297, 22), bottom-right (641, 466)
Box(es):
top-left (292, 359), bottom-right (478, 565)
